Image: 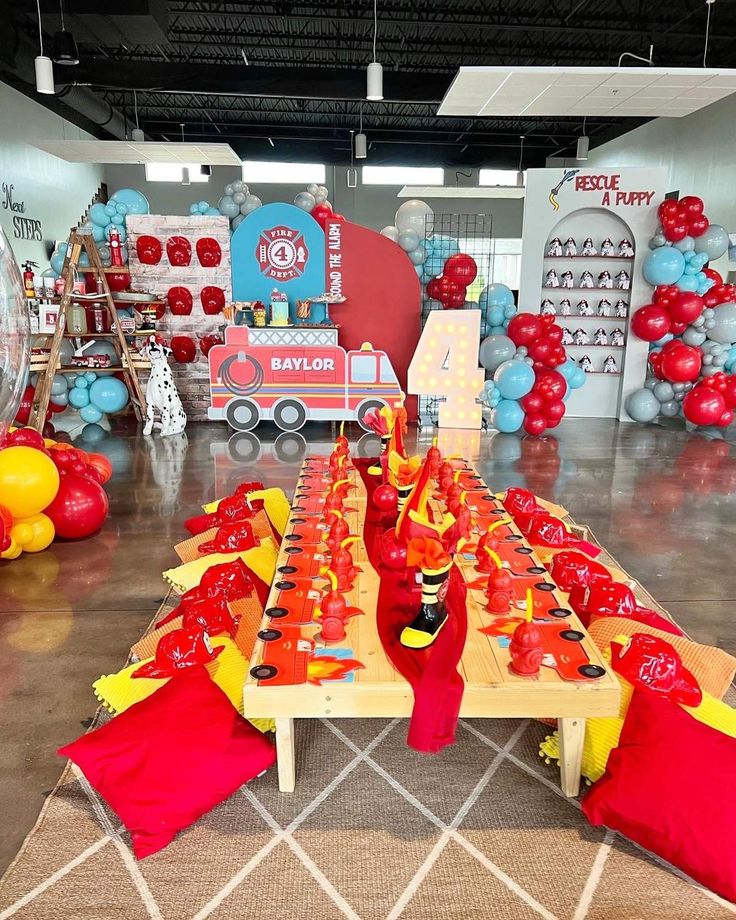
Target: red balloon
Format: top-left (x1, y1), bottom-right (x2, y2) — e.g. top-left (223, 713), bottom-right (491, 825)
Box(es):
top-left (679, 195), bottom-right (704, 219)
top-left (654, 285), bottom-right (679, 307)
top-left (311, 203), bottom-right (334, 228)
top-left (683, 386), bottom-right (726, 426)
top-left (661, 220), bottom-right (688, 242)
top-left (689, 215), bottom-right (710, 237)
top-left (442, 290), bottom-right (466, 309)
top-left (507, 313), bottom-right (543, 346)
top-left (545, 399), bottom-right (566, 423)
top-left (658, 200), bottom-right (680, 222)
top-left (534, 369), bottom-right (567, 401)
top-left (380, 529), bottom-right (407, 570)
top-left (631, 304), bottom-right (672, 342)
top-left (44, 473), bottom-right (109, 539)
top-left (14, 385), bottom-right (34, 426)
top-left (444, 253), bottom-right (478, 286)
top-left (523, 414), bottom-right (547, 436)
top-left (722, 376), bottom-right (736, 409)
top-left (171, 335), bottom-right (197, 363)
top-left (426, 277), bottom-right (443, 300)
top-left (718, 409), bottom-right (734, 428)
top-left (669, 292), bottom-right (704, 325)
top-left (660, 344), bottom-right (702, 383)
top-left (7, 427), bottom-right (45, 449)
top-left (703, 268), bottom-right (723, 286)
top-left (86, 452), bottom-right (113, 484)
top-left (546, 325), bottom-right (563, 344)
top-left (372, 483), bottom-right (398, 513)
top-left (528, 340), bottom-right (552, 364)
top-left (520, 392), bottom-right (544, 414)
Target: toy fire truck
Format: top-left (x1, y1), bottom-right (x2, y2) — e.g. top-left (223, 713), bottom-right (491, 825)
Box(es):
top-left (208, 325), bottom-right (403, 432)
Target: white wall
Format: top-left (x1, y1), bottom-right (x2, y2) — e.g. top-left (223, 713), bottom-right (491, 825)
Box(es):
top-left (104, 164), bottom-right (524, 237)
top-left (0, 82), bottom-right (103, 267)
top-left (587, 94), bottom-right (736, 277)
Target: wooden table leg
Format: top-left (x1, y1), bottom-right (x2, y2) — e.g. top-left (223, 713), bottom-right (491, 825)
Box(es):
top-left (558, 717), bottom-right (585, 797)
top-left (275, 718), bottom-right (296, 793)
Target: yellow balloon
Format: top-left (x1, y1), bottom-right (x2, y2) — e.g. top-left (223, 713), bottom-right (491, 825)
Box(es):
top-left (1, 539), bottom-right (22, 560)
top-left (0, 446), bottom-right (59, 518)
top-left (10, 522), bottom-right (34, 546)
top-left (15, 513), bottom-right (55, 552)
top-left (43, 438), bottom-right (56, 448)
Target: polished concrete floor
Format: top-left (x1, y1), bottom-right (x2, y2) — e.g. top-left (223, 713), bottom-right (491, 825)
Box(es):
top-left (1, 417), bottom-right (735, 876)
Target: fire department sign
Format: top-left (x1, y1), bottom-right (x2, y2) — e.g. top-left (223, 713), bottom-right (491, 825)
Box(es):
top-left (255, 225), bottom-right (308, 281)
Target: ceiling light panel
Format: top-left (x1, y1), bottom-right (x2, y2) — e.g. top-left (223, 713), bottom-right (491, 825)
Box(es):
top-left (439, 67), bottom-right (736, 118)
top-left (31, 141), bottom-right (242, 165)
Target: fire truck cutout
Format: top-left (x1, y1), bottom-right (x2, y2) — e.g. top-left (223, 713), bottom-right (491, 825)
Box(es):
top-left (208, 325), bottom-right (404, 432)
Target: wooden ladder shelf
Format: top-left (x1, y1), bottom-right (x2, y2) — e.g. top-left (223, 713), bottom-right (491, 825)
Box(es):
top-left (28, 231), bottom-right (149, 432)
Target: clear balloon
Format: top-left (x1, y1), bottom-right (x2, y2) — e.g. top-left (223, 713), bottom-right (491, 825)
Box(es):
top-left (294, 191), bottom-right (316, 212)
top-left (241, 194), bottom-right (262, 214)
top-left (0, 230), bottom-right (29, 438)
top-left (380, 225), bottom-right (400, 242)
top-left (395, 199), bottom-right (434, 239)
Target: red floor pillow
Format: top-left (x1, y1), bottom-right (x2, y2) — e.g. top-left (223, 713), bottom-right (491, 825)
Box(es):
top-left (582, 688), bottom-right (736, 902)
top-left (59, 668), bottom-right (275, 859)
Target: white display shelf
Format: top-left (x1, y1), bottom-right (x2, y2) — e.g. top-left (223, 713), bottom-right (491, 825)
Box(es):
top-left (564, 343), bottom-right (624, 349)
top-left (543, 286), bottom-right (630, 294)
top-left (554, 314), bottom-right (628, 321)
top-left (544, 255), bottom-right (634, 261)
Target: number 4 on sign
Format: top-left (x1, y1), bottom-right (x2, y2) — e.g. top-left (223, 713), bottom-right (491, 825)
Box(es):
top-left (408, 310), bottom-right (485, 429)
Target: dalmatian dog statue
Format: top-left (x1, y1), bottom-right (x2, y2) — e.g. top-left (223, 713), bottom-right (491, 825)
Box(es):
top-left (561, 327), bottom-right (574, 345)
top-left (598, 270), bottom-right (613, 289)
top-left (545, 269), bottom-right (560, 288)
top-left (618, 238), bottom-right (634, 258)
top-left (611, 327), bottom-right (625, 347)
top-left (598, 298), bottom-right (612, 316)
top-left (594, 327), bottom-right (608, 346)
top-left (564, 237), bottom-right (577, 256)
top-left (547, 237), bottom-right (563, 257)
top-left (616, 269), bottom-right (630, 290)
top-left (559, 298), bottom-right (572, 316)
top-left (580, 270), bottom-right (594, 289)
top-left (580, 354), bottom-right (594, 373)
top-left (581, 237), bottom-right (597, 256)
top-left (603, 355), bottom-right (619, 374)
top-left (614, 299), bottom-right (628, 318)
top-left (541, 298), bottom-right (556, 315)
top-left (600, 237), bottom-right (615, 257)
top-left (561, 270), bottom-right (574, 289)
top-left (573, 328), bottom-right (589, 346)
top-left (577, 299), bottom-right (593, 316)
top-left (140, 336), bottom-right (188, 437)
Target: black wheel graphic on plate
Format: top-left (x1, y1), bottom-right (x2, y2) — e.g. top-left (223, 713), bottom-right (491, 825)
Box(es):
top-left (278, 565), bottom-right (298, 575)
top-left (506, 535), bottom-right (523, 542)
top-left (276, 580), bottom-right (296, 591)
top-left (560, 629), bottom-right (585, 642)
top-left (250, 664), bottom-right (278, 680)
top-left (290, 518), bottom-right (306, 525)
top-left (515, 546), bottom-right (533, 554)
top-left (356, 399), bottom-right (387, 431)
top-left (535, 582), bottom-right (556, 592)
top-left (549, 607), bottom-right (572, 618)
top-left (273, 399), bottom-right (307, 432)
top-left (578, 664), bottom-right (606, 679)
top-left (291, 505), bottom-right (306, 512)
top-left (225, 398), bottom-right (260, 432)
top-left (284, 546), bottom-right (302, 555)
top-left (258, 628), bottom-right (283, 642)
top-left (527, 566), bottom-right (546, 575)
top-left (285, 533), bottom-right (303, 542)
top-left (266, 606), bottom-right (289, 618)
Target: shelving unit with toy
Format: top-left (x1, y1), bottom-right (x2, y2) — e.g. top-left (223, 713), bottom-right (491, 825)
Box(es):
top-left (519, 168), bottom-right (667, 419)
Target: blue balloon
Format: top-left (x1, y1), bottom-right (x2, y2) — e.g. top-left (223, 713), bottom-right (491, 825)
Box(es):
top-left (68, 386), bottom-right (90, 407)
top-left (110, 213), bottom-right (124, 225)
top-left (490, 398), bottom-right (524, 433)
top-left (80, 423), bottom-right (107, 444)
top-left (480, 283), bottom-right (514, 309)
top-left (80, 404), bottom-right (103, 423)
top-left (494, 359), bottom-right (535, 399)
top-left (84, 372), bottom-right (97, 383)
top-left (677, 273), bottom-right (699, 292)
top-left (109, 188), bottom-right (150, 215)
top-left (91, 223), bottom-right (106, 242)
top-left (89, 203), bottom-right (110, 227)
top-left (486, 305), bottom-right (505, 327)
top-left (104, 203), bottom-right (117, 217)
top-left (652, 333), bottom-right (674, 347)
top-left (205, 207), bottom-right (221, 216)
top-left (115, 202), bottom-right (129, 216)
top-left (570, 367), bottom-right (586, 389)
top-left (50, 253), bottom-right (65, 275)
top-left (489, 324), bottom-right (506, 335)
top-left (74, 376), bottom-right (89, 388)
top-left (504, 304), bottom-right (517, 319)
top-left (558, 358), bottom-right (577, 384)
top-left (198, 200), bottom-right (209, 213)
top-left (189, 203), bottom-right (200, 215)
top-left (414, 264), bottom-right (424, 278)
top-left (424, 254), bottom-right (445, 276)
top-left (89, 376), bottom-right (129, 414)
top-left (642, 246), bottom-right (686, 286)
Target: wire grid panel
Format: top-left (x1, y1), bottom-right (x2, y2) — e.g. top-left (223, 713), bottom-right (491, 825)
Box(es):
top-left (418, 212), bottom-right (493, 425)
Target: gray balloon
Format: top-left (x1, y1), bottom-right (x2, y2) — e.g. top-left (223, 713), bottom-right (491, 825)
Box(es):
top-left (52, 391), bottom-right (69, 407)
top-left (701, 365), bottom-right (719, 377)
top-left (674, 235), bottom-right (695, 253)
top-left (644, 378), bottom-right (658, 389)
top-left (408, 247), bottom-right (426, 265)
top-left (232, 191), bottom-right (246, 205)
top-left (398, 229), bottom-right (420, 252)
top-left (223, 183), bottom-right (234, 196)
top-left (98, 243), bottom-right (111, 262)
top-left (294, 191), bottom-right (316, 212)
top-left (649, 232), bottom-right (667, 249)
top-left (241, 194), bottom-right (262, 214)
top-left (625, 387), bottom-right (661, 423)
top-left (231, 180), bottom-right (244, 193)
top-left (218, 195), bottom-right (240, 218)
top-left (51, 374), bottom-right (69, 396)
top-left (307, 183), bottom-right (319, 196)
top-left (706, 303), bottom-right (736, 344)
top-left (231, 214), bottom-right (245, 230)
top-left (672, 382), bottom-right (686, 392)
top-left (653, 381), bottom-right (675, 402)
top-left (682, 326), bottom-right (707, 347)
top-left (479, 334), bottom-right (516, 374)
top-left (516, 346), bottom-right (528, 356)
top-left (694, 224), bottom-right (729, 261)
top-left (714, 353), bottom-right (728, 366)
top-left (381, 225), bottom-right (400, 242)
top-left (660, 400), bottom-right (680, 417)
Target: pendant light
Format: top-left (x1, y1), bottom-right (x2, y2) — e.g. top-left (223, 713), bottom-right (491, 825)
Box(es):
top-left (131, 91), bottom-right (145, 142)
top-left (355, 104), bottom-right (367, 159)
top-left (516, 135), bottom-right (525, 186)
top-left (366, 0), bottom-right (383, 100)
top-left (576, 117), bottom-right (589, 161)
top-left (52, 0), bottom-right (79, 66)
top-left (34, 0), bottom-right (55, 94)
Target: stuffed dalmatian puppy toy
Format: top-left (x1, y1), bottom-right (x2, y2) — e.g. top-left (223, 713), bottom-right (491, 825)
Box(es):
top-left (559, 298), bottom-right (572, 316)
top-left (616, 269), bottom-right (630, 290)
top-left (614, 299), bottom-right (628, 318)
top-left (600, 237), bottom-right (615, 257)
top-left (545, 269), bottom-right (560, 288)
top-left (541, 298), bottom-right (556, 315)
top-left (618, 238), bottom-right (634, 258)
top-left (547, 237), bottom-right (563, 257)
top-left (581, 237), bottom-right (597, 256)
top-left (140, 336), bottom-right (188, 437)
top-left (577, 299), bottom-right (593, 316)
top-left (564, 237), bottom-right (577, 256)
top-left (561, 327), bottom-right (574, 345)
top-left (598, 270), bottom-right (613, 289)
top-left (594, 327), bottom-right (608, 345)
top-left (580, 270), bottom-right (594, 289)
top-left (580, 354), bottom-right (594, 373)
top-left (561, 271), bottom-right (574, 289)
top-left (603, 355), bottom-right (618, 374)
top-left (598, 298), bottom-right (611, 316)
top-left (573, 328), bottom-right (589, 345)
top-left (611, 327), bottom-right (625, 347)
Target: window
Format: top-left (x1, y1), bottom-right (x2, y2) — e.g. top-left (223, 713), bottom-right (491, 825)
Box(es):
top-left (144, 163), bottom-right (209, 183)
top-left (379, 354), bottom-right (398, 383)
top-left (479, 168), bottom-right (521, 186)
top-left (362, 166), bottom-right (444, 186)
top-left (241, 161), bottom-right (325, 184)
top-left (350, 354), bottom-right (378, 383)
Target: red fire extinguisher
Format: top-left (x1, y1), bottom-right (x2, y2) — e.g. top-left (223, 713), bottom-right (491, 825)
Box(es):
top-left (108, 227), bottom-right (123, 267)
top-left (22, 261), bottom-right (38, 298)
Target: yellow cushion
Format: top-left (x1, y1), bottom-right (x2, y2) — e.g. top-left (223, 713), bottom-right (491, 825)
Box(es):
top-left (162, 537), bottom-right (278, 594)
top-left (203, 488), bottom-right (290, 537)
